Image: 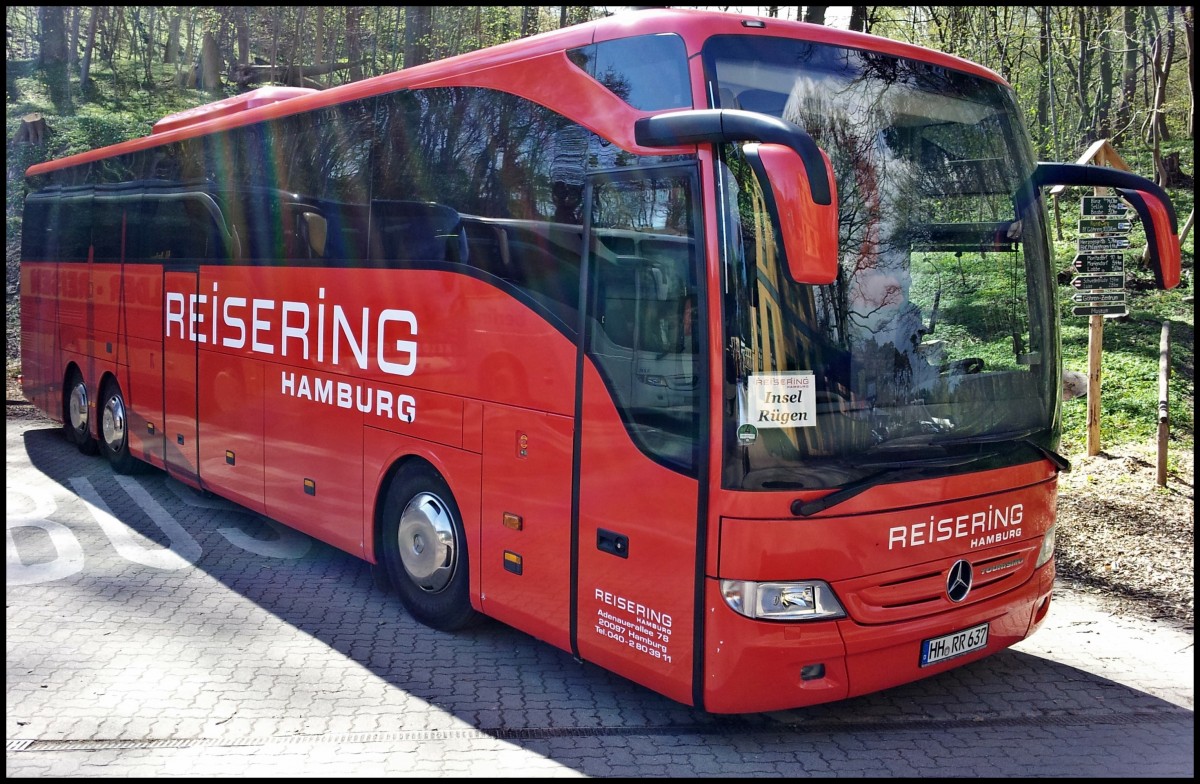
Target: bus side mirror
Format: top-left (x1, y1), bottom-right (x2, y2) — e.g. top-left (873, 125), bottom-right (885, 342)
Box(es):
top-left (744, 142), bottom-right (839, 285)
top-left (1031, 162), bottom-right (1181, 289)
top-left (1113, 187), bottom-right (1181, 289)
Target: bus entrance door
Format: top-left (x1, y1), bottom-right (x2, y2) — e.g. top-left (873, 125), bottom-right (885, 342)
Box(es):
top-left (570, 169), bottom-right (702, 707)
top-left (162, 269), bottom-right (201, 485)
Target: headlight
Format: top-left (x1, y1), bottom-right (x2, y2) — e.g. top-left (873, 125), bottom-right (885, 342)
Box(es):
top-left (1035, 524), bottom-right (1056, 568)
top-left (720, 579), bottom-right (846, 621)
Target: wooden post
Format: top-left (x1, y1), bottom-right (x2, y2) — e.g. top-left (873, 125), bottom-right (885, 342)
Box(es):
top-left (1086, 313), bottom-right (1103, 456)
top-left (1085, 177), bottom-right (1108, 457)
top-left (1156, 321), bottom-right (1170, 486)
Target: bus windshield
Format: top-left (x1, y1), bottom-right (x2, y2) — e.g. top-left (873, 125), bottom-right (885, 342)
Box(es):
top-left (707, 35), bottom-right (1059, 491)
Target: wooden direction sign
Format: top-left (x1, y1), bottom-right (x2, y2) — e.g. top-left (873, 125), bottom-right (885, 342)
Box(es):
top-left (1073, 253), bottom-right (1124, 273)
top-left (1079, 217), bottom-right (1132, 234)
top-left (1077, 235), bottom-right (1131, 252)
top-left (1073, 303), bottom-right (1128, 316)
top-left (1072, 291), bottom-right (1126, 303)
top-left (1080, 195), bottom-right (1129, 216)
top-left (1071, 273), bottom-right (1125, 290)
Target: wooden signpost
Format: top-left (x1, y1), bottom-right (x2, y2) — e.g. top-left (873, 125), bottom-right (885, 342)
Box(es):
top-left (1073, 179), bottom-right (1135, 456)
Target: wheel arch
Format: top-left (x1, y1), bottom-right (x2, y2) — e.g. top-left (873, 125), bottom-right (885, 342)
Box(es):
top-left (61, 361), bottom-right (88, 422)
top-left (366, 439), bottom-right (484, 616)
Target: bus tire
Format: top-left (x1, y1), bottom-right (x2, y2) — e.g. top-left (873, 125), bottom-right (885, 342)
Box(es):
top-left (64, 369), bottom-right (99, 455)
top-left (380, 463), bottom-right (478, 632)
top-left (98, 380), bottom-right (145, 475)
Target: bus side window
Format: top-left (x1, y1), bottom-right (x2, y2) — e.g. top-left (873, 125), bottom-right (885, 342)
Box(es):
top-left (21, 197), bottom-right (53, 261)
top-left (369, 200), bottom-right (464, 266)
top-left (297, 211), bottom-right (328, 259)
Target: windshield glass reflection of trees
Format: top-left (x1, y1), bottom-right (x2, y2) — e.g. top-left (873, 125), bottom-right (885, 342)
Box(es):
top-left (711, 38), bottom-right (1058, 490)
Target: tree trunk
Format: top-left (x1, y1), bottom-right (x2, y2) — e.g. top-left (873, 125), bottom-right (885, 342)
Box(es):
top-left (848, 6), bottom-right (867, 33)
top-left (347, 6), bottom-right (364, 81)
top-left (1146, 7), bottom-right (1176, 145)
top-left (1094, 6), bottom-right (1114, 138)
top-left (68, 7), bottom-right (80, 69)
top-left (314, 8), bottom-right (325, 85)
top-left (13, 113), bottom-right (48, 146)
top-left (38, 6), bottom-right (71, 111)
top-left (166, 13), bottom-right (180, 65)
top-left (39, 6), bottom-right (68, 65)
top-left (270, 8), bottom-right (280, 80)
top-left (404, 6), bottom-right (433, 68)
top-left (1035, 7), bottom-right (1051, 156)
top-left (292, 8), bottom-right (307, 87)
top-left (180, 10), bottom-right (197, 87)
top-left (1113, 6), bottom-right (1138, 140)
top-left (144, 6), bottom-right (157, 85)
top-left (1183, 5), bottom-right (1194, 139)
top-left (80, 7), bottom-right (99, 92)
top-left (234, 8), bottom-right (249, 74)
top-left (1072, 7), bottom-right (1094, 136)
top-left (803, 7), bottom-right (828, 25)
top-left (199, 31), bottom-right (222, 94)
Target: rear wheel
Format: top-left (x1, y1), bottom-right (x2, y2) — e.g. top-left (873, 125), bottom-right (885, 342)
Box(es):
top-left (63, 369), bottom-right (99, 455)
top-left (98, 380), bottom-right (145, 474)
top-left (380, 463), bottom-right (478, 631)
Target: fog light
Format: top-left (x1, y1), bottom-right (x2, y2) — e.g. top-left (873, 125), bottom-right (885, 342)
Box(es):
top-left (800, 663), bottom-right (825, 681)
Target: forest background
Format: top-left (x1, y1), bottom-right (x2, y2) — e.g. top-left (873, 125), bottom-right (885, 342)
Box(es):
top-left (4, 6), bottom-right (1195, 623)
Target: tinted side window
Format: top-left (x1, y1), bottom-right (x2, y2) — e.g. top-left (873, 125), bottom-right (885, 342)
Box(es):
top-left (372, 88), bottom-right (587, 329)
top-left (586, 170), bottom-right (701, 474)
top-left (568, 34), bottom-right (691, 111)
top-left (28, 189), bottom-right (92, 262)
top-left (288, 102), bottom-right (375, 264)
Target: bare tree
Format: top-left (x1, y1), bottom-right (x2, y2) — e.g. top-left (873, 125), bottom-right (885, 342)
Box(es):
top-left (1145, 6), bottom-right (1176, 145)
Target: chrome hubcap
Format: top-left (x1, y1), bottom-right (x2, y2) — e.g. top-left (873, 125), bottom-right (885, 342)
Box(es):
top-left (102, 394), bottom-right (127, 453)
top-left (397, 492), bottom-right (457, 593)
top-left (69, 382), bottom-right (89, 434)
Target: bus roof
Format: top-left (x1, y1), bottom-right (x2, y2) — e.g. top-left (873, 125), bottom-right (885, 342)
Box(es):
top-left (26, 8), bottom-right (1008, 178)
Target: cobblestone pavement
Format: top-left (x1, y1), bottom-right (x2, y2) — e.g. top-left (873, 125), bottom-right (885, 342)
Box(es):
top-left (6, 419), bottom-right (1194, 777)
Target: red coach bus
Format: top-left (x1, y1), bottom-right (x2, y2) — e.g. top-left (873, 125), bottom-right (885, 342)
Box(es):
top-left (19, 9), bottom-right (1180, 713)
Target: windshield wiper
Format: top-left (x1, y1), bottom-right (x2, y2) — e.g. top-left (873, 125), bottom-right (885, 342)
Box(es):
top-left (790, 453), bottom-right (992, 517)
top-left (932, 428), bottom-right (1071, 472)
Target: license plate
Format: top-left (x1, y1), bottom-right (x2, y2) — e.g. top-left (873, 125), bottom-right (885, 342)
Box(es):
top-left (920, 622), bottom-right (989, 667)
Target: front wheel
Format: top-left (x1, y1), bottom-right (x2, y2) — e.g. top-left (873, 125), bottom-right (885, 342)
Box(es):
top-left (99, 381), bottom-right (145, 474)
top-left (380, 463), bottom-right (478, 631)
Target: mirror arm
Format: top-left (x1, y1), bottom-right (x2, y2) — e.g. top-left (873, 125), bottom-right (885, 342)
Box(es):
top-left (1031, 162), bottom-right (1178, 232)
top-left (635, 109), bottom-right (831, 205)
